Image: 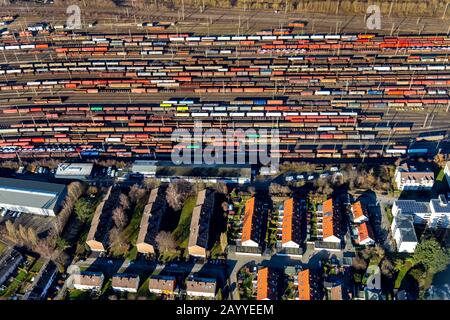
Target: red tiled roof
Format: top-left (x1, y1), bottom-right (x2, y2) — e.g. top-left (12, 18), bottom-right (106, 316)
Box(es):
top-left (297, 269), bottom-right (311, 300)
top-left (322, 199), bottom-right (335, 239)
top-left (257, 267), bottom-right (269, 300)
top-left (241, 197), bottom-right (255, 243)
top-left (282, 198), bottom-right (294, 245)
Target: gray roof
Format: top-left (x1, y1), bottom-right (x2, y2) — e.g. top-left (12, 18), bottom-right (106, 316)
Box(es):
top-left (430, 196), bottom-right (450, 214)
top-left (394, 200), bottom-right (430, 215)
top-left (0, 177), bottom-right (66, 211)
top-left (395, 215), bottom-right (418, 243)
top-left (55, 163), bottom-right (93, 178)
top-left (132, 160), bottom-right (157, 174)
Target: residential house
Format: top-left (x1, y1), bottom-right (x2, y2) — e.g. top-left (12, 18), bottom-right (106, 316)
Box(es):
top-left (394, 164), bottom-right (434, 191)
top-left (392, 194), bottom-right (450, 229)
top-left (391, 215), bottom-right (418, 253)
top-left (241, 197), bottom-right (263, 247)
top-left (111, 274), bottom-right (140, 293)
top-left (256, 267), bottom-right (279, 300)
top-left (136, 187), bottom-right (166, 254)
top-left (356, 222), bottom-right (375, 246)
top-left (0, 248), bottom-right (23, 286)
top-left (279, 198), bottom-right (302, 248)
top-left (188, 189), bottom-right (215, 258)
top-left (324, 281), bottom-right (345, 300)
top-left (351, 201), bottom-right (368, 223)
top-left (185, 276), bottom-right (217, 298)
top-left (295, 269), bottom-right (312, 300)
top-left (24, 261), bottom-right (58, 300)
top-left (148, 275), bottom-right (177, 295)
top-left (73, 272), bottom-right (105, 291)
top-left (317, 199), bottom-right (341, 243)
top-left (86, 186), bottom-right (119, 252)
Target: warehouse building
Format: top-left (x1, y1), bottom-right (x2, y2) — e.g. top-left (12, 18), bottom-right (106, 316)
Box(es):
top-left (0, 177), bottom-right (67, 216)
top-left (55, 163), bottom-right (94, 180)
top-left (131, 160), bottom-right (157, 177)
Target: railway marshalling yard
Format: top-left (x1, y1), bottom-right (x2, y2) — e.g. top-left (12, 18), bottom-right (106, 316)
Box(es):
top-left (1, 3), bottom-right (450, 161)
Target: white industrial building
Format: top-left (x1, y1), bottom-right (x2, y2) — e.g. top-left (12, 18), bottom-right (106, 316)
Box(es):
top-left (55, 163), bottom-right (93, 180)
top-left (131, 160), bottom-right (157, 177)
top-left (392, 195), bottom-right (450, 229)
top-left (391, 215), bottom-right (418, 253)
top-left (0, 177), bottom-right (67, 216)
top-left (445, 161), bottom-right (450, 187)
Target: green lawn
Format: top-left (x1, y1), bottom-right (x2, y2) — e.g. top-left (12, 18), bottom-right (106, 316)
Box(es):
top-left (0, 269), bottom-right (28, 298)
top-left (394, 259), bottom-right (414, 289)
top-left (137, 278), bottom-right (149, 296)
top-left (68, 289), bottom-right (91, 300)
top-left (436, 169), bottom-right (445, 182)
top-left (385, 206), bottom-right (394, 224)
top-left (0, 241), bottom-right (6, 254)
top-left (122, 201), bottom-right (145, 259)
top-left (172, 196), bottom-right (196, 248)
top-left (29, 258), bottom-right (45, 274)
top-left (159, 250), bottom-right (180, 262)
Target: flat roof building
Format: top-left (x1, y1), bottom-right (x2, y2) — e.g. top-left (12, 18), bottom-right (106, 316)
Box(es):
top-left (0, 177), bottom-right (67, 216)
top-left (55, 163), bottom-right (94, 180)
top-left (132, 160), bottom-right (157, 177)
top-left (188, 189), bottom-right (215, 258)
top-left (391, 215), bottom-right (418, 253)
top-left (444, 161), bottom-right (450, 187)
top-left (136, 187), bottom-right (167, 255)
top-left (392, 195), bottom-right (450, 229)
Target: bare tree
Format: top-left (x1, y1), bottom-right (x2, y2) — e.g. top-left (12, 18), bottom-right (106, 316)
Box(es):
top-left (269, 183), bottom-right (291, 196)
top-left (155, 231), bottom-right (177, 252)
top-left (112, 207), bottom-right (128, 230)
top-left (166, 180), bottom-right (194, 211)
top-left (214, 182), bottom-right (228, 195)
top-left (119, 193), bottom-right (130, 211)
top-left (128, 184), bottom-right (146, 204)
top-left (143, 177), bottom-right (161, 190)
